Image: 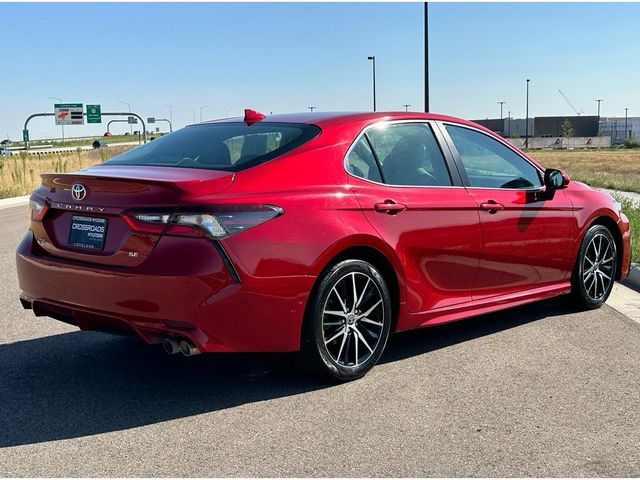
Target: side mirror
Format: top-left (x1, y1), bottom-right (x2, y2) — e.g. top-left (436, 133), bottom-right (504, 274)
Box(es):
top-left (544, 168), bottom-right (570, 189)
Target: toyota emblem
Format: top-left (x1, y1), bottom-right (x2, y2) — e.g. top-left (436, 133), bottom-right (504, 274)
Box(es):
top-left (71, 183), bottom-right (87, 201)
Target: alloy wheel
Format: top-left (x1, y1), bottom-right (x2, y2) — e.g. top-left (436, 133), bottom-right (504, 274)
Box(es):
top-left (321, 271), bottom-right (385, 367)
top-left (582, 232), bottom-right (615, 302)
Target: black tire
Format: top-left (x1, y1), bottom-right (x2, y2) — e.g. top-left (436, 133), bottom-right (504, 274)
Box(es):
top-left (570, 224), bottom-right (617, 309)
top-left (300, 259), bottom-right (392, 382)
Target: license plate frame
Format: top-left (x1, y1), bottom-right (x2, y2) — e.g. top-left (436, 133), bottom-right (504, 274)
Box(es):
top-left (68, 215), bottom-right (108, 251)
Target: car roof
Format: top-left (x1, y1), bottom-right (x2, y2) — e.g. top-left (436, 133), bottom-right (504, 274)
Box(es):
top-left (199, 111), bottom-right (481, 130)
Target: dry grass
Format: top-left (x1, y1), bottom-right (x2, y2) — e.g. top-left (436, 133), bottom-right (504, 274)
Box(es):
top-left (0, 146), bottom-right (133, 199)
top-left (528, 148), bottom-right (640, 193)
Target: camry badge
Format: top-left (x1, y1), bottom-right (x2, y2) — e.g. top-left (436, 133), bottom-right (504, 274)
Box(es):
top-left (71, 183), bottom-right (87, 201)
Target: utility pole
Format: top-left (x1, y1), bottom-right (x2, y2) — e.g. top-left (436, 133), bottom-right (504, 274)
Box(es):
top-left (403, 104), bottom-right (411, 112)
top-left (367, 56), bottom-right (376, 111)
top-left (625, 108), bottom-right (629, 140)
top-left (525, 79), bottom-right (531, 148)
top-left (498, 101), bottom-right (506, 120)
top-left (424, 2), bottom-right (429, 112)
top-left (595, 99), bottom-right (603, 118)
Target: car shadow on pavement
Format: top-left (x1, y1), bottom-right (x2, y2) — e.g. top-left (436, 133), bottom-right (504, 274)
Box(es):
top-left (0, 297), bottom-right (577, 447)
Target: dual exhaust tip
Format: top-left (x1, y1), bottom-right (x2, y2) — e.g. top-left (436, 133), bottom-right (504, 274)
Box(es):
top-left (163, 337), bottom-right (201, 357)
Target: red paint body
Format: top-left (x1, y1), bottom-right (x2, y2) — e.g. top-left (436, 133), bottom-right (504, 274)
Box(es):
top-left (16, 112), bottom-right (632, 352)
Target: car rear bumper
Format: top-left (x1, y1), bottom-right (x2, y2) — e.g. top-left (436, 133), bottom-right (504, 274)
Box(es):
top-left (16, 232), bottom-right (315, 352)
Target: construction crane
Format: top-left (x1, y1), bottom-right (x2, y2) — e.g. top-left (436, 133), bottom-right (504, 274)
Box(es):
top-left (558, 90), bottom-right (584, 115)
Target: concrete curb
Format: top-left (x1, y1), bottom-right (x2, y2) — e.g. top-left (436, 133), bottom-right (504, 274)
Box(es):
top-left (0, 195), bottom-right (29, 210)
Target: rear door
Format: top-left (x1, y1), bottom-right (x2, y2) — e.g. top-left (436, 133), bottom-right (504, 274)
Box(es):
top-left (346, 121), bottom-right (482, 315)
top-left (439, 122), bottom-right (577, 300)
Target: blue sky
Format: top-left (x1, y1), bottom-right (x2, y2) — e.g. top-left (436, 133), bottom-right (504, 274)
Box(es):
top-left (0, 2), bottom-right (638, 139)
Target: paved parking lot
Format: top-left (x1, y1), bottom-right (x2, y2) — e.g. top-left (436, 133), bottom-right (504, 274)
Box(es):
top-left (1, 204), bottom-right (639, 477)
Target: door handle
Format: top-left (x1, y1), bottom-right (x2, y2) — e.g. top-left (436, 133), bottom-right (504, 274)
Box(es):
top-left (374, 200), bottom-right (407, 215)
top-left (479, 201), bottom-right (504, 213)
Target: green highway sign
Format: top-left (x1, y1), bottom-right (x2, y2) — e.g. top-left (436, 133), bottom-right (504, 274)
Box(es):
top-left (22, 129), bottom-right (29, 142)
top-left (87, 104), bottom-right (102, 124)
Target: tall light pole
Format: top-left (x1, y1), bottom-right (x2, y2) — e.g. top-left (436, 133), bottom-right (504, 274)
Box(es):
top-left (120, 101), bottom-right (132, 135)
top-left (507, 110), bottom-right (511, 137)
top-left (308, 106), bottom-right (316, 112)
top-left (403, 104), bottom-right (411, 112)
top-left (225, 108), bottom-right (232, 118)
top-left (424, 2), bottom-right (429, 112)
top-left (187, 108), bottom-right (196, 124)
top-left (162, 104), bottom-right (173, 132)
top-left (625, 108), bottom-right (629, 140)
top-left (498, 101), bottom-right (506, 135)
top-left (525, 79), bottom-right (530, 149)
top-left (48, 96), bottom-right (64, 144)
top-left (199, 105), bottom-right (208, 122)
top-left (367, 56), bottom-right (376, 111)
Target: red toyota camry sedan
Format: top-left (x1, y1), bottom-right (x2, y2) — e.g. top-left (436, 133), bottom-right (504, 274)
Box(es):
top-left (16, 110), bottom-right (631, 381)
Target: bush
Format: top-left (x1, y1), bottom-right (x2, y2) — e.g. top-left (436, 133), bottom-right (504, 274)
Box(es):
top-left (624, 137), bottom-right (640, 149)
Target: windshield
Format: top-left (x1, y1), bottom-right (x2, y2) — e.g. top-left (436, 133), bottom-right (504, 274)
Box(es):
top-left (103, 122), bottom-right (320, 172)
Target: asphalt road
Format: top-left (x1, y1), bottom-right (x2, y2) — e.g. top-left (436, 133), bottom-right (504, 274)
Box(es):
top-left (1, 205), bottom-right (639, 477)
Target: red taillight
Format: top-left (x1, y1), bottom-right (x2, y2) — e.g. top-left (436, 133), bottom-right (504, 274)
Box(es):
top-left (124, 205), bottom-right (283, 239)
top-left (29, 196), bottom-right (49, 222)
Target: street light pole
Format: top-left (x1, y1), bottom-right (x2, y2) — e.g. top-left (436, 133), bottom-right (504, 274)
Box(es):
top-left (308, 106), bottom-right (316, 112)
top-left (507, 110), bottom-right (511, 137)
top-left (120, 101), bottom-right (132, 135)
top-left (525, 79), bottom-right (530, 149)
top-left (162, 104), bottom-right (173, 132)
top-left (424, 1), bottom-right (429, 112)
top-left (199, 105), bottom-right (208, 122)
top-left (403, 104), bottom-right (411, 112)
top-left (48, 96), bottom-right (64, 145)
top-left (595, 99), bottom-right (603, 118)
top-left (367, 56), bottom-right (376, 111)
top-left (187, 108), bottom-right (196, 124)
top-left (498, 101), bottom-right (506, 135)
top-left (498, 101), bottom-right (506, 120)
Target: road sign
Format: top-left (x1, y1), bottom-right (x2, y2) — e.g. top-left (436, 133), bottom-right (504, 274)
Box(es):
top-left (147, 117), bottom-right (155, 124)
top-left (87, 105), bottom-right (101, 124)
top-left (128, 116), bottom-right (138, 124)
top-left (54, 103), bottom-right (84, 125)
top-left (22, 129), bottom-right (29, 142)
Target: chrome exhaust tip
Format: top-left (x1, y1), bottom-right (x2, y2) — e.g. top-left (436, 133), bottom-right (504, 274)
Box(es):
top-left (162, 337), bottom-right (180, 355)
top-left (179, 339), bottom-right (201, 357)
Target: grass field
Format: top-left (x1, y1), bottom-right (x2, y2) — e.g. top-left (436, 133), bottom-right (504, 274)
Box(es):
top-left (0, 146), bottom-right (132, 199)
top-left (527, 148), bottom-right (640, 194)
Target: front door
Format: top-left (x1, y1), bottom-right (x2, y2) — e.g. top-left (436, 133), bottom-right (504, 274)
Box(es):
top-left (441, 123), bottom-right (577, 300)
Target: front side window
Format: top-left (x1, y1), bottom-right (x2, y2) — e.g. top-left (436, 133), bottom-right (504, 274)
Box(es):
top-left (364, 123), bottom-right (452, 187)
top-left (446, 125), bottom-right (542, 189)
top-left (103, 122), bottom-right (320, 172)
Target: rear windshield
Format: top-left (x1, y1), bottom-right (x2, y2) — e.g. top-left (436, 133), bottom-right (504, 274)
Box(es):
top-left (103, 122), bottom-right (320, 172)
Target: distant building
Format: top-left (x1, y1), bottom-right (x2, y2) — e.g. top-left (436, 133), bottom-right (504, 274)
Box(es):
top-left (599, 117), bottom-right (640, 144)
top-left (471, 115), bottom-right (600, 138)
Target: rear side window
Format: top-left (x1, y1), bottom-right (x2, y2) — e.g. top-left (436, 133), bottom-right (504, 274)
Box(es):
top-left (346, 137), bottom-right (383, 183)
top-left (103, 122), bottom-right (320, 172)
top-left (365, 123), bottom-right (452, 186)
